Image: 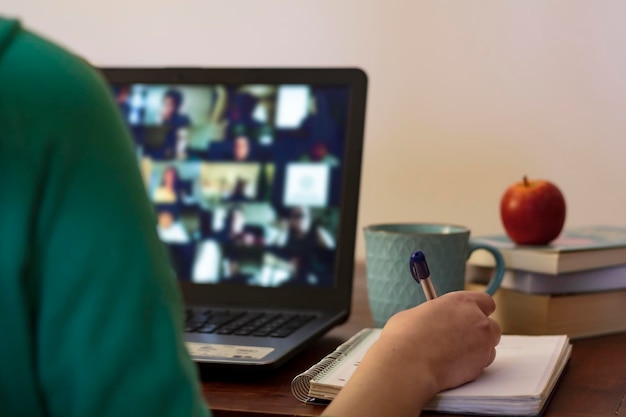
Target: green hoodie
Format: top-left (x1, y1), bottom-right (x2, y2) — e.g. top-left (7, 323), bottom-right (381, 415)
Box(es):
top-left (0, 18), bottom-right (210, 417)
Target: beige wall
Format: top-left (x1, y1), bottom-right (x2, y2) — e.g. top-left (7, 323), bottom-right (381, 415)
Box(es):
top-left (5, 0), bottom-right (626, 260)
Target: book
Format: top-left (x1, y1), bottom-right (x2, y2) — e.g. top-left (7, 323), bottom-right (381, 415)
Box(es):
top-left (466, 263), bottom-right (626, 295)
top-left (292, 328), bottom-right (572, 416)
top-left (468, 225), bottom-right (626, 275)
top-left (467, 283), bottom-right (626, 339)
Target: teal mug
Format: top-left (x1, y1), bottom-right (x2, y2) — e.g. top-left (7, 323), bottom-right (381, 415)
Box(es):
top-left (363, 223), bottom-right (505, 327)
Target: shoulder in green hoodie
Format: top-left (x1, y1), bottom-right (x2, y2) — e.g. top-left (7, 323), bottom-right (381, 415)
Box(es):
top-left (0, 17), bottom-right (210, 417)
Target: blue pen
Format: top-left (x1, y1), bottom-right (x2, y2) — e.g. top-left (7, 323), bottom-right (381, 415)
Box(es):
top-left (409, 251), bottom-right (438, 300)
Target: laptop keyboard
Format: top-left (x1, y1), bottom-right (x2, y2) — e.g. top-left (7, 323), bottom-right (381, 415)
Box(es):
top-left (185, 308), bottom-right (316, 338)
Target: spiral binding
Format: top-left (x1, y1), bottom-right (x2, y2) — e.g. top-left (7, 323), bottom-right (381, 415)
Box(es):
top-left (291, 328), bottom-right (376, 402)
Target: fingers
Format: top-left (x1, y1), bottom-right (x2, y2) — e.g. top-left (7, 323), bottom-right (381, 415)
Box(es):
top-left (448, 292), bottom-right (501, 368)
top-left (440, 291), bottom-right (496, 316)
top-left (483, 318), bottom-right (501, 368)
top-left (491, 318), bottom-right (502, 346)
top-left (472, 292), bottom-right (496, 316)
top-left (486, 346), bottom-right (497, 367)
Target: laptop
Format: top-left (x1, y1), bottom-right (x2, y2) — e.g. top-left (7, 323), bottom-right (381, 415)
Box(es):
top-left (100, 67), bottom-right (368, 369)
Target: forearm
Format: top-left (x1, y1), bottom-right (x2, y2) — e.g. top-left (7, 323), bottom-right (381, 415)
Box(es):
top-left (323, 340), bottom-right (437, 417)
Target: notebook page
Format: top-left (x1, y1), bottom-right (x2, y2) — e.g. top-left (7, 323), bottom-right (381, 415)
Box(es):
top-left (435, 335), bottom-right (569, 399)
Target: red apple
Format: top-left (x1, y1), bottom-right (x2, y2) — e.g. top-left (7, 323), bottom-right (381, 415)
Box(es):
top-left (500, 176), bottom-right (566, 245)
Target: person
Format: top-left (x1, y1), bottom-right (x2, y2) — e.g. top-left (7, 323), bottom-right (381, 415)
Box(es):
top-left (281, 206), bottom-right (335, 249)
top-left (157, 88), bottom-right (191, 159)
top-left (113, 84), bottom-right (132, 122)
top-left (153, 166), bottom-right (186, 204)
top-left (269, 206), bottom-right (336, 286)
top-left (224, 90), bottom-right (262, 141)
top-left (0, 18), bottom-right (209, 417)
top-left (215, 205), bottom-right (262, 246)
top-left (220, 259), bottom-right (254, 284)
top-left (232, 134), bottom-right (253, 161)
top-left (0, 17), bottom-right (501, 417)
top-left (157, 207), bottom-right (191, 244)
top-left (223, 177), bottom-right (252, 202)
top-left (156, 207), bottom-right (196, 281)
top-left (300, 139), bottom-right (340, 166)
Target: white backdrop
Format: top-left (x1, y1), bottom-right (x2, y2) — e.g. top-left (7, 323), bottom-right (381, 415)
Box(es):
top-left (4, 0), bottom-right (626, 260)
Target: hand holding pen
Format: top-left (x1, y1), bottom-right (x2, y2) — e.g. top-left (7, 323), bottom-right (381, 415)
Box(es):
top-left (410, 251), bottom-right (438, 300)
top-left (326, 250), bottom-right (500, 417)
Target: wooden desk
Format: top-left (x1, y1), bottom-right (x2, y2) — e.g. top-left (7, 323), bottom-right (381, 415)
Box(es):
top-left (200, 263), bottom-right (626, 417)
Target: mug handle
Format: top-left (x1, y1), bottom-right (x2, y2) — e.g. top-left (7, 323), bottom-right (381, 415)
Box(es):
top-left (467, 241), bottom-right (505, 295)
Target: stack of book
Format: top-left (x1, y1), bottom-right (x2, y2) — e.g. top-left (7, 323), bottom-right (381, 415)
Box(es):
top-left (467, 225), bottom-right (626, 339)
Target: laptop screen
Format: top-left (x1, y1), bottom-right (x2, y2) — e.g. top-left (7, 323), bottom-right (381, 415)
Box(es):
top-left (109, 81), bottom-right (352, 289)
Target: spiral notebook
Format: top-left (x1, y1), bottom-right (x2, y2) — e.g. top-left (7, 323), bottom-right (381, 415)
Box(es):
top-left (291, 328), bottom-right (572, 416)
